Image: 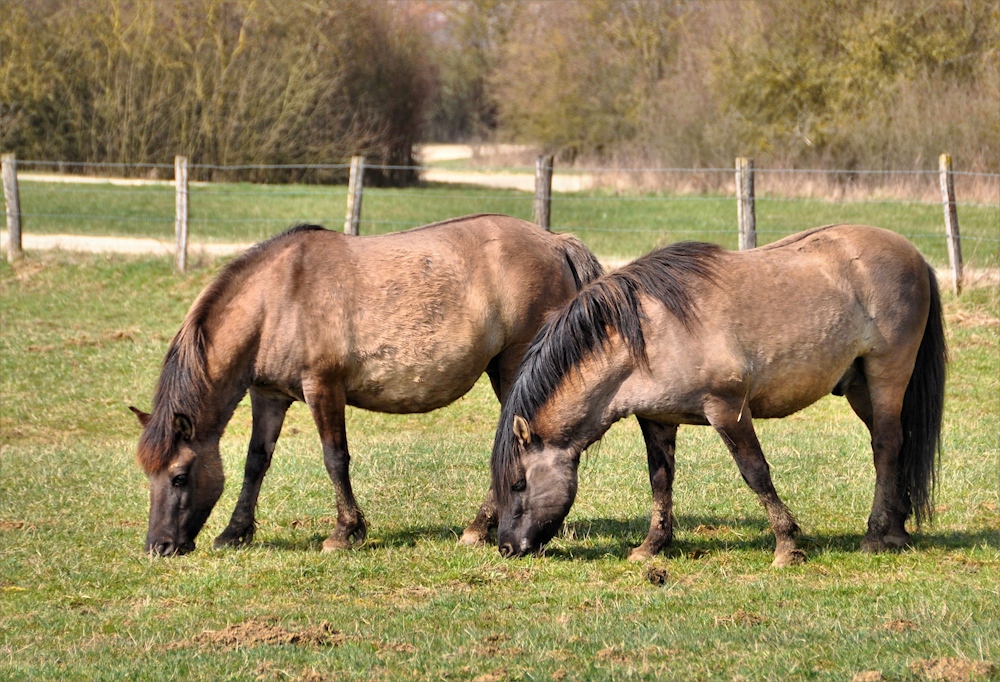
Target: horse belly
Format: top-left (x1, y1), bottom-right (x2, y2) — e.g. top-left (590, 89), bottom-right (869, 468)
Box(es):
top-left (344, 337), bottom-right (495, 414)
top-left (748, 355), bottom-right (855, 418)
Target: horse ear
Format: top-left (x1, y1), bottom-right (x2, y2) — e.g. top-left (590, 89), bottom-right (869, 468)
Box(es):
top-left (129, 406), bottom-right (152, 427)
top-left (512, 414), bottom-right (532, 446)
top-left (173, 413), bottom-right (195, 441)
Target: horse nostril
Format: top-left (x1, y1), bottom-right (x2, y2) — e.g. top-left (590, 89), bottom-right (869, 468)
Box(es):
top-left (150, 540), bottom-right (176, 556)
top-left (499, 542), bottom-right (515, 558)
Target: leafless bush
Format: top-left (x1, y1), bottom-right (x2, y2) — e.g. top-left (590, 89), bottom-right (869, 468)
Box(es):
top-left (1, 0), bottom-right (430, 185)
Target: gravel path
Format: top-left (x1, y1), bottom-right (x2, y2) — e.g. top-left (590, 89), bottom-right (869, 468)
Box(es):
top-left (2, 231), bottom-right (250, 257)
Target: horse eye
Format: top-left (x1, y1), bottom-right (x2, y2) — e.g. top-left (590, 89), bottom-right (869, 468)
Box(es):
top-left (512, 479), bottom-right (526, 493)
top-left (172, 474), bottom-right (188, 488)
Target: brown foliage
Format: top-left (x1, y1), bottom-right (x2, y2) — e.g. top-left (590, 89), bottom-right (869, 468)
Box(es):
top-left (1, 0), bottom-right (431, 183)
top-left (476, 0), bottom-right (999, 172)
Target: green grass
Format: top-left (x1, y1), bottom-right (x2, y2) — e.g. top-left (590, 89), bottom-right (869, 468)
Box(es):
top-left (10, 177), bottom-right (999, 269)
top-left (1, 236), bottom-right (998, 679)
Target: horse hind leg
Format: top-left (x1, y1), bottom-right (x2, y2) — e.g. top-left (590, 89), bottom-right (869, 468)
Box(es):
top-left (215, 389), bottom-right (292, 549)
top-left (848, 359), bottom-right (912, 554)
top-left (708, 399), bottom-right (804, 568)
top-left (305, 378), bottom-right (367, 551)
top-left (843, 373), bottom-right (912, 551)
top-left (628, 418), bottom-right (678, 561)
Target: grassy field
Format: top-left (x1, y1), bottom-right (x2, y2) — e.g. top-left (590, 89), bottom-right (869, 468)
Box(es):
top-left (10, 176), bottom-right (1000, 268)
top-left (1, 192), bottom-right (999, 680)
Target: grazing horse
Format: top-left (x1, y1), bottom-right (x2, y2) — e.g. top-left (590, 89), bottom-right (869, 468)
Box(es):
top-left (491, 224), bottom-right (946, 567)
top-left (131, 214), bottom-right (603, 556)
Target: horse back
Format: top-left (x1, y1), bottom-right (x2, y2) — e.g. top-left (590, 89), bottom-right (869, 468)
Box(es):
top-left (634, 225), bottom-right (933, 421)
top-left (221, 215), bottom-right (586, 412)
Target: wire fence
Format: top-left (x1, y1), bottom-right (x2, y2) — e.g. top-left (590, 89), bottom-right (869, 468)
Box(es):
top-left (3, 157), bottom-right (998, 275)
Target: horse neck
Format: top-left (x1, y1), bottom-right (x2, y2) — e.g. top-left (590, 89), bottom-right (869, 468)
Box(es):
top-left (202, 311), bottom-right (260, 430)
top-left (533, 337), bottom-right (635, 450)
top-left (169, 296), bottom-right (260, 440)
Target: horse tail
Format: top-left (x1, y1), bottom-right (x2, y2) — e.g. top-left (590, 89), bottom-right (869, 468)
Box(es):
top-left (899, 264), bottom-right (947, 526)
top-left (558, 233), bottom-right (605, 290)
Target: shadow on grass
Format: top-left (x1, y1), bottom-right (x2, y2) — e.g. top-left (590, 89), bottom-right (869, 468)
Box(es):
top-left (540, 514), bottom-right (1000, 561)
top-left (255, 524), bottom-right (470, 553)
top-left (244, 515), bottom-right (997, 559)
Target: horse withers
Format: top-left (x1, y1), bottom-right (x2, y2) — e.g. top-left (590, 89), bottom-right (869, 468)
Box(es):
top-left (491, 225), bottom-right (946, 567)
top-left (131, 214), bottom-right (603, 556)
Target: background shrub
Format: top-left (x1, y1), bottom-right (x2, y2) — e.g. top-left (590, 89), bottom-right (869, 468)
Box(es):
top-left (0, 0), bottom-right (431, 183)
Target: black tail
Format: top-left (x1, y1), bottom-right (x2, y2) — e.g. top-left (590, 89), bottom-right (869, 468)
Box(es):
top-left (900, 265), bottom-right (947, 526)
top-left (558, 233), bottom-right (605, 289)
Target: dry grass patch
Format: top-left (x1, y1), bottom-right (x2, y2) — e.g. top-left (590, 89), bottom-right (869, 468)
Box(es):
top-left (715, 609), bottom-right (766, 627)
top-left (182, 620), bottom-right (347, 651)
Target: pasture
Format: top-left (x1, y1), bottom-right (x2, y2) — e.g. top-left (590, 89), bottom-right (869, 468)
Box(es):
top-left (1, 184), bottom-right (998, 680)
top-left (11, 175), bottom-right (1000, 266)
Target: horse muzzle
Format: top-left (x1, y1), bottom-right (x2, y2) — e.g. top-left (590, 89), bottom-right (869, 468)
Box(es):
top-left (145, 537), bottom-right (196, 556)
top-left (498, 537), bottom-right (539, 558)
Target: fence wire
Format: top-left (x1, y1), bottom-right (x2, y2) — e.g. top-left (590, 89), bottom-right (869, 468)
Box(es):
top-left (5, 159), bottom-right (998, 269)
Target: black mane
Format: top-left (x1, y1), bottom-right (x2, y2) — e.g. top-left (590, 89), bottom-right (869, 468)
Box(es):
top-left (137, 224), bottom-right (327, 473)
top-left (491, 240), bottom-right (722, 507)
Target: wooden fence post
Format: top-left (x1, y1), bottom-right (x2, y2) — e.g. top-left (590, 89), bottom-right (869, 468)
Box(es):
top-left (174, 155), bottom-right (189, 273)
top-left (2, 153), bottom-right (23, 261)
top-left (736, 157), bottom-right (756, 250)
top-left (533, 154), bottom-right (554, 230)
top-left (344, 155), bottom-right (365, 235)
top-left (938, 153), bottom-right (963, 295)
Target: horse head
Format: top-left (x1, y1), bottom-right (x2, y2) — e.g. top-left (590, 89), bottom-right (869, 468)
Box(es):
top-left (495, 414), bottom-right (580, 557)
top-left (131, 406), bottom-right (224, 556)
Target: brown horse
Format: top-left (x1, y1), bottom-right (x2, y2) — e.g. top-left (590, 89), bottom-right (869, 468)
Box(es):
top-left (131, 214), bottom-right (603, 556)
top-left (491, 224), bottom-right (946, 567)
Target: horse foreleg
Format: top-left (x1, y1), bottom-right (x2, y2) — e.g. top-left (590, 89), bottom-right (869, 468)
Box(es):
top-left (628, 418), bottom-right (678, 561)
top-left (845, 381), bottom-right (911, 551)
top-left (710, 401), bottom-right (804, 568)
top-left (215, 389), bottom-right (292, 549)
top-left (459, 351), bottom-right (529, 547)
top-left (305, 379), bottom-right (367, 551)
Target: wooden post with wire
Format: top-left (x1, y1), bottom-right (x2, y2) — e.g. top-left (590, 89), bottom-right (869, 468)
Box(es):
top-left (2, 153), bottom-right (23, 261)
top-left (736, 157), bottom-right (756, 250)
top-left (344, 155), bottom-right (365, 236)
top-left (938, 153), bottom-right (963, 295)
top-left (174, 155), bottom-right (189, 272)
top-left (533, 154), bottom-right (554, 230)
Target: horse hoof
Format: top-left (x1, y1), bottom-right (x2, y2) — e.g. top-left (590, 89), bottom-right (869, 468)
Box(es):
top-left (627, 546), bottom-right (654, 562)
top-left (322, 537), bottom-right (353, 552)
top-left (860, 538), bottom-right (887, 554)
top-left (458, 529), bottom-right (489, 547)
top-left (772, 549), bottom-right (806, 568)
top-left (214, 532), bottom-right (252, 549)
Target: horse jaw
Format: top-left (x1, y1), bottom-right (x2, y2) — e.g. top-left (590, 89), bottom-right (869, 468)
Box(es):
top-left (144, 442), bottom-right (224, 556)
top-left (497, 441), bottom-right (579, 557)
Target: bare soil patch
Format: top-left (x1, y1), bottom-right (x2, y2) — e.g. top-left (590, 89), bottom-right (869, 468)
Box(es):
top-left (851, 672), bottom-right (887, 682)
top-left (909, 658), bottom-right (997, 682)
top-left (596, 647), bottom-right (631, 665)
top-left (182, 619), bottom-right (346, 650)
top-left (471, 669), bottom-right (507, 682)
top-left (883, 619), bottom-right (918, 632)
